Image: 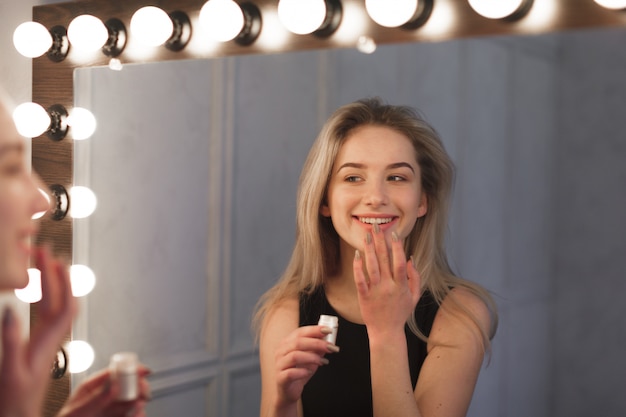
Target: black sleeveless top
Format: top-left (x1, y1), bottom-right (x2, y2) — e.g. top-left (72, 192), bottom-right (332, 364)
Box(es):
top-left (299, 287), bottom-right (440, 417)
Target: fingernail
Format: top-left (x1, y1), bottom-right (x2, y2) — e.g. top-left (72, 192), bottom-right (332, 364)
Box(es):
top-left (327, 344), bottom-right (340, 353)
top-left (391, 231), bottom-right (398, 242)
top-left (373, 223), bottom-right (380, 234)
top-left (320, 358), bottom-right (330, 365)
top-left (354, 250), bottom-right (361, 260)
top-left (320, 326), bottom-right (332, 334)
top-left (3, 308), bottom-right (14, 327)
top-left (366, 233), bottom-right (372, 245)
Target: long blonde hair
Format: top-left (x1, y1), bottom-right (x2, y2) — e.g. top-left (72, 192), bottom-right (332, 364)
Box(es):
top-left (253, 98), bottom-right (497, 349)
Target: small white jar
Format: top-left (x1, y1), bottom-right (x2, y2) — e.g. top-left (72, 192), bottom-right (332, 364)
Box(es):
top-left (318, 314), bottom-right (339, 345)
top-left (109, 352), bottom-right (139, 401)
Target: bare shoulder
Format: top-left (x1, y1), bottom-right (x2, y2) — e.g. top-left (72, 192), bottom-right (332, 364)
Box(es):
top-left (429, 287), bottom-right (492, 351)
top-left (260, 295), bottom-right (300, 346)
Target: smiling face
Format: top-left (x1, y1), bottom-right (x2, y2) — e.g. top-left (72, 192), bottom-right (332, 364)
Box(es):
top-left (320, 124), bottom-right (427, 254)
top-left (0, 101), bottom-right (50, 290)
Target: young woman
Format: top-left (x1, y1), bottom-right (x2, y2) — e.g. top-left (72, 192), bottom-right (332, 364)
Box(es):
top-left (0, 91), bottom-right (150, 416)
top-left (255, 98), bottom-right (498, 417)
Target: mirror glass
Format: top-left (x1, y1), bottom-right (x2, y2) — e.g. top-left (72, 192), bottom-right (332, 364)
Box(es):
top-left (72, 26), bottom-right (626, 417)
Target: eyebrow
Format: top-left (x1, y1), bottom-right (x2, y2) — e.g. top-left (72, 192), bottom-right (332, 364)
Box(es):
top-left (336, 161), bottom-right (415, 173)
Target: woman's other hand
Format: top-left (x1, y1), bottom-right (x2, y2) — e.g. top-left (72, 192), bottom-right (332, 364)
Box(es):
top-left (259, 298), bottom-right (339, 417)
top-left (57, 365), bottom-right (151, 417)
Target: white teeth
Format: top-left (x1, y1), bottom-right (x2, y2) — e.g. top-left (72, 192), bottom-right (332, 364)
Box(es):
top-left (359, 217), bottom-right (392, 225)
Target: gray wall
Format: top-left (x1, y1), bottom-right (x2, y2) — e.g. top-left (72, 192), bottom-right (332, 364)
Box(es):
top-left (555, 28), bottom-right (626, 417)
top-left (1, 0), bottom-right (625, 415)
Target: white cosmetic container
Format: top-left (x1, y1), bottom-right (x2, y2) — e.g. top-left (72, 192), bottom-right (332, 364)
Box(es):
top-left (318, 314), bottom-right (339, 345)
top-left (109, 352), bottom-right (139, 401)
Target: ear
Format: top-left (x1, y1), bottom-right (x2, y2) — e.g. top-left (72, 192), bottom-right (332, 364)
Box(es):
top-left (417, 194), bottom-right (428, 218)
top-left (320, 204), bottom-right (331, 217)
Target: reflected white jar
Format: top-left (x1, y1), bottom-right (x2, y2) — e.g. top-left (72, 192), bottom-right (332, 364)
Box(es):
top-left (318, 314), bottom-right (339, 345)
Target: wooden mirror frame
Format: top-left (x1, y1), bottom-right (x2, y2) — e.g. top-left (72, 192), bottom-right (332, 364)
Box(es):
top-left (30, 0), bottom-right (625, 415)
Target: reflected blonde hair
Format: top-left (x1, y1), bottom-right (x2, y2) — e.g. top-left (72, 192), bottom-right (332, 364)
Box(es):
top-left (253, 98), bottom-right (497, 350)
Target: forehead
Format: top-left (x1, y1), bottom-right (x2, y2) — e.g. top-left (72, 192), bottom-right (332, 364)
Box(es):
top-left (337, 125), bottom-right (416, 161)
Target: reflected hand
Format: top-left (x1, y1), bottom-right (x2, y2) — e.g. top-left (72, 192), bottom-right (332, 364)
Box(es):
top-left (0, 246), bottom-right (77, 417)
top-left (274, 325), bottom-right (336, 407)
top-left (353, 226), bottom-right (421, 339)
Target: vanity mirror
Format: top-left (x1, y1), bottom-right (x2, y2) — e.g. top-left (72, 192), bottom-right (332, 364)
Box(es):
top-left (30, 1), bottom-right (626, 416)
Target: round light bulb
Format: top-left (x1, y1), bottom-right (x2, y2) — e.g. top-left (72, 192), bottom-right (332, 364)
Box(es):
top-left (12, 102), bottom-right (51, 138)
top-left (200, 0), bottom-right (245, 42)
top-left (67, 107), bottom-right (97, 140)
top-left (278, 0), bottom-right (327, 35)
top-left (65, 340), bottom-right (95, 373)
top-left (357, 36), bottom-right (377, 54)
top-left (32, 188), bottom-right (51, 220)
top-left (14, 268), bottom-right (42, 303)
top-left (13, 21), bottom-right (53, 58)
top-left (70, 264), bottom-right (96, 297)
top-left (109, 58), bottom-right (123, 71)
top-left (69, 186), bottom-right (97, 219)
top-left (467, 0), bottom-right (529, 19)
top-left (130, 6), bottom-right (174, 47)
top-left (67, 15), bottom-right (109, 52)
top-left (365, 0), bottom-right (418, 27)
top-left (594, 0), bottom-right (626, 9)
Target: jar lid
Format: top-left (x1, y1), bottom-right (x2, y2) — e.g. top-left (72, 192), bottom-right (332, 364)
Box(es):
top-left (318, 314), bottom-right (338, 327)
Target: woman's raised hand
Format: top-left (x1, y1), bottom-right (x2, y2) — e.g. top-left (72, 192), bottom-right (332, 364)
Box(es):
top-left (0, 246), bottom-right (77, 417)
top-left (353, 224), bottom-right (421, 339)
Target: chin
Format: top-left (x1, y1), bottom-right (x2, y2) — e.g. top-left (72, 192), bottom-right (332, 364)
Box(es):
top-left (0, 269), bottom-right (29, 291)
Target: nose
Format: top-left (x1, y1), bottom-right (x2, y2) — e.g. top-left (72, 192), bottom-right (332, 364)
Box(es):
top-left (363, 180), bottom-right (388, 207)
top-left (30, 173), bottom-right (52, 217)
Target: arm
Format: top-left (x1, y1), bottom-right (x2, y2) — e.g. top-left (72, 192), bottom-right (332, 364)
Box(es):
top-left (355, 227), bottom-right (491, 417)
top-left (259, 297), bottom-right (336, 417)
top-left (413, 288), bottom-right (491, 417)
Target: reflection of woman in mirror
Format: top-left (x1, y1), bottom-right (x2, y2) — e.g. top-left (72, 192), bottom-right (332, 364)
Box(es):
top-left (0, 91), bottom-right (150, 417)
top-left (255, 98), bottom-right (498, 417)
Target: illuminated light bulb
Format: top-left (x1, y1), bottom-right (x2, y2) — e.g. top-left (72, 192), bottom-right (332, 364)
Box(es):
top-left (67, 15), bottom-right (108, 52)
top-left (200, 0), bottom-right (245, 42)
top-left (12, 102), bottom-right (51, 138)
top-left (109, 58), bottom-right (123, 71)
top-left (32, 188), bottom-right (51, 220)
top-left (278, 0), bottom-right (327, 35)
top-left (130, 6), bottom-right (174, 47)
top-left (70, 264), bottom-right (96, 297)
top-left (67, 107), bottom-right (97, 140)
top-left (13, 22), bottom-right (53, 58)
top-left (594, 0), bottom-right (626, 9)
top-left (467, 0), bottom-right (532, 20)
top-left (65, 340), bottom-right (95, 373)
top-left (14, 268), bottom-right (42, 303)
top-left (365, 0), bottom-right (418, 27)
top-left (69, 186), bottom-right (97, 219)
top-left (357, 36), bottom-right (377, 54)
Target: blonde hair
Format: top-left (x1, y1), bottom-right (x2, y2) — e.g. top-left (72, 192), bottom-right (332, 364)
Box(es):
top-left (253, 98), bottom-right (497, 350)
